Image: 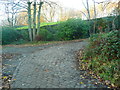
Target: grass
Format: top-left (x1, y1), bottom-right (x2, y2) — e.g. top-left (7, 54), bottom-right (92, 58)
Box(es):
top-left (16, 22), bottom-right (60, 30)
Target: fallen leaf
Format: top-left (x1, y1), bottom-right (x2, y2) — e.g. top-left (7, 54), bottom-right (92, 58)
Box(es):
top-left (94, 82), bottom-right (98, 85)
top-left (80, 82), bottom-right (84, 84)
top-left (3, 76), bottom-right (7, 79)
top-left (13, 79), bottom-right (16, 80)
top-left (82, 76), bottom-right (85, 78)
top-left (44, 69), bottom-right (49, 72)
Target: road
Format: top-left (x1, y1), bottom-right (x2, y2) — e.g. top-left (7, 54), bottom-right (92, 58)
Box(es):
top-left (2, 40), bottom-right (107, 88)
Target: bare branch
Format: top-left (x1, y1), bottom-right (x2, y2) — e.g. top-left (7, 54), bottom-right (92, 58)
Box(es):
top-left (79, 11), bottom-right (88, 19)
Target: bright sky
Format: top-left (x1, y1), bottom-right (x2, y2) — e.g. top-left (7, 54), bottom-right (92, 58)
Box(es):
top-left (50, 0), bottom-right (85, 10)
top-left (50, 0), bottom-right (118, 10)
top-left (0, 0), bottom-right (118, 25)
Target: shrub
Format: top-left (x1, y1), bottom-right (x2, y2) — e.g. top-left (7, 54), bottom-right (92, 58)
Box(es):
top-left (11, 39), bottom-right (27, 45)
top-left (1, 18), bottom-right (89, 44)
top-left (17, 29), bottom-right (29, 40)
top-left (1, 26), bottom-right (22, 45)
top-left (82, 30), bottom-right (120, 87)
top-left (1, 26), bottom-right (30, 45)
top-left (37, 28), bottom-right (54, 41)
top-left (54, 18), bottom-right (89, 40)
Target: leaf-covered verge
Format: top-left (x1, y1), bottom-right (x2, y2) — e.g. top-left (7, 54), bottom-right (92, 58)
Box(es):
top-left (79, 30), bottom-right (120, 88)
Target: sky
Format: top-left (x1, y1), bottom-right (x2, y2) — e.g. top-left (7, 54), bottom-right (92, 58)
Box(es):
top-left (50, 0), bottom-right (118, 10)
top-left (50, 0), bottom-right (90, 10)
top-left (0, 0), bottom-right (118, 25)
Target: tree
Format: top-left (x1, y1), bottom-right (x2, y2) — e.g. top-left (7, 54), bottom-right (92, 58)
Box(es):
top-left (37, 1), bottom-right (44, 35)
top-left (33, 0), bottom-right (37, 40)
top-left (27, 0), bottom-right (32, 41)
top-left (111, 1), bottom-right (120, 30)
top-left (92, 0), bottom-right (97, 34)
top-left (26, 0), bottom-right (57, 41)
top-left (16, 12), bottom-right (28, 25)
top-left (4, 0), bottom-right (22, 26)
top-left (59, 7), bottom-right (82, 21)
top-left (82, 0), bottom-right (91, 36)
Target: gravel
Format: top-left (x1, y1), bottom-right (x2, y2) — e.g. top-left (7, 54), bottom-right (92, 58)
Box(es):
top-left (2, 40), bottom-right (108, 88)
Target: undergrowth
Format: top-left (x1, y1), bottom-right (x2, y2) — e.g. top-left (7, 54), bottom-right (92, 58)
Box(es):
top-left (81, 30), bottom-right (120, 88)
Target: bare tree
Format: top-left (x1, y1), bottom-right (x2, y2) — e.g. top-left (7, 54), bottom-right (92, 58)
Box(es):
top-left (86, 0), bottom-right (91, 20)
top-left (36, 0), bottom-right (59, 35)
top-left (33, 0), bottom-right (37, 40)
top-left (4, 0), bottom-right (21, 26)
top-left (92, 0), bottom-right (97, 34)
top-left (33, 0), bottom-right (58, 40)
top-left (96, 0), bottom-right (118, 31)
top-left (112, 1), bottom-right (120, 30)
top-left (41, 1), bottom-right (61, 22)
top-left (37, 0), bottom-right (44, 35)
top-left (27, 0), bottom-right (32, 41)
top-left (82, 0), bottom-right (91, 36)
top-left (5, 3), bottom-right (11, 26)
top-left (2, 0), bottom-right (58, 41)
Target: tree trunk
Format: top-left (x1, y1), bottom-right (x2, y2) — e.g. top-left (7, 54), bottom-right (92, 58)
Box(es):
top-left (33, 0), bottom-right (37, 40)
top-left (7, 13), bottom-right (11, 26)
top-left (86, 0), bottom-right (90, 20)
top-left (112, 15), bottom-right (118, 30)
top-left (93, 0), bottom-right (97, 34)
top-left (11, 14), bottom-right (14, 27)
top-left (86, 0), bottom-right (91, 36)
top-left (27, 1), bottom-right (32, 41)
top-left (93, 22), bottom-right (96, 33)
top-left (37, 1), bottom-right (43, 35)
